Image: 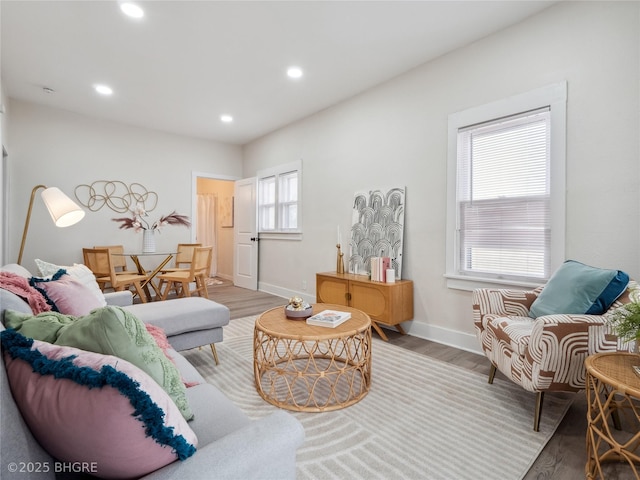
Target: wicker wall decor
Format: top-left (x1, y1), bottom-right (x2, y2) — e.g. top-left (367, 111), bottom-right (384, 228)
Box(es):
top-left (75, 180), bottom-right (158, 213)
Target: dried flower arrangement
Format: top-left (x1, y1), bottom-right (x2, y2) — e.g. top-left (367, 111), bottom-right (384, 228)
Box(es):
top-left (112, 206), bottom-right (190, 232)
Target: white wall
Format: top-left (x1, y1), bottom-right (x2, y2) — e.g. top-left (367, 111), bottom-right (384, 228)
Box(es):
top-left (243, 1), bottom-right (640, 351)
top-left (0, 0), bottom-right (4, 265)
top-left (7, 99), bottom-right (243, 274)
top-left (0, 81), bottom-right (7, 265)
top-left (4, 2), bottom-right (638, 353)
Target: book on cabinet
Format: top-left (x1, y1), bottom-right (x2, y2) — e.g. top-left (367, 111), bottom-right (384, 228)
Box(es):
top-left (369, 257), bottom-right (391, 282)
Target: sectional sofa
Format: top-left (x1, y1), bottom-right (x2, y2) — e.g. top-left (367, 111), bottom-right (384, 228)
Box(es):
top-left (0, 262), bottom-right (304, 479)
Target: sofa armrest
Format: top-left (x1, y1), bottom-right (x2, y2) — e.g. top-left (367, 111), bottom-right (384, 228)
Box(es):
top-left (530, 313), bottom-right (630, 358)
top-left (472, 287), bottom-right (542, 328)
top-left (140, 411), bottom-right (305, 480)
top-left (521, 313), bottom-right (622, 390)
top-left (104, 291), bottom-right (133, 306)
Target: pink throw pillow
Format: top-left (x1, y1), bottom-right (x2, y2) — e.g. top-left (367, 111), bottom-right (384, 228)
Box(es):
top-left (2, 331), bottom-right (198, 479)
top-left (35, 259), bottom-right (107, 307)
top-left (30, 272), bottom-right (103, 316)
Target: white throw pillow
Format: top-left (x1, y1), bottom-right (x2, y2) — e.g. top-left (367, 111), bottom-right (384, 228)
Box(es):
top-left (0, 263), bottom-right (32, 278)
top-left (35, 259), bottom-right (106, 307)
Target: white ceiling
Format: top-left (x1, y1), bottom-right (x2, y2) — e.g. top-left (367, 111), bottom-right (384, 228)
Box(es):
top-left (1, 1), bottom-right (555, 145)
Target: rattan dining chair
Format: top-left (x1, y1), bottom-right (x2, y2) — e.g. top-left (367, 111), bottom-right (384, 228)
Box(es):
top-left (160, 243), bottom-right (201, 274)
top-left (94, 245), bottom-right (138, 276)
top-left (157, 246), bottom-right (212, 300)
top-left (82, 247), bottom-right (149, 302)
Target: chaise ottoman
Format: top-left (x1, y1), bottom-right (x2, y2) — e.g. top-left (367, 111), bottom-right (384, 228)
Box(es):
top-left (125, 296), bottom-right (230, 364)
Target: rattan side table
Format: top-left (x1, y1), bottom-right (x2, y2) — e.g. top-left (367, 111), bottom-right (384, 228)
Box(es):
top-left (585, 352), bottom-right (640, 479)
top-left (253, 303), bottom-right (372, 412)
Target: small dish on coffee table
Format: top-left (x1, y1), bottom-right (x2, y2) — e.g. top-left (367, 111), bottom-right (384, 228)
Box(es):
top-left (284, 305), bottom-right (313, 320)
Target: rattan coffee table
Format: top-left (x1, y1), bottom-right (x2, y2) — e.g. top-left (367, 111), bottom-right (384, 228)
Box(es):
top-left (253, 303), bottom-right (372, 412)
top-left (585, 352), bottom-right (640, 479)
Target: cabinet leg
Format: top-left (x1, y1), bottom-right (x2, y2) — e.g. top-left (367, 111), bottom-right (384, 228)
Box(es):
top-left (395, 324), bottom-right (407, 335)
top-left (371, 321), bottom-right (389, 342)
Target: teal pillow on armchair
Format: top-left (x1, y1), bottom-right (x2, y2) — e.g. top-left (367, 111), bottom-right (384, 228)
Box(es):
top-left (529, 260), bottom-right (629, 318)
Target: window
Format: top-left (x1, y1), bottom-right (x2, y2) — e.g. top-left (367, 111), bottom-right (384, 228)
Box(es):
top-left (446, 83), bottom-right (567, 289)
top-left (258, 160), bottom-right (302, 234)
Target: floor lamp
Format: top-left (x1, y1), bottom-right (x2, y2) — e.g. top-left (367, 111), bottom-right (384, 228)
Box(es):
top-left (17, 185), bottom-right (86, 265)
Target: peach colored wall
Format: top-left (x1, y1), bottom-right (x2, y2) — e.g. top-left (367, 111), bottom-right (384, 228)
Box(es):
top-left (196, 177), bottom-right (235, 280)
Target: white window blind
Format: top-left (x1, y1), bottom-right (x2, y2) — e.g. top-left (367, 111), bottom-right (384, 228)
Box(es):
top-left (258, 176), bottom-right (276, 231)
top-left (457, 108), bottom-right (551, 281)
top-left (278, 171), bottom-right (298, 230)
top-left (257, 161), bottom-right (301, 234)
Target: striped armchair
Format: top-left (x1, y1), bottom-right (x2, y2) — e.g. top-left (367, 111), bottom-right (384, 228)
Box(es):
top-left (472, 281), bottom-right (638, 431)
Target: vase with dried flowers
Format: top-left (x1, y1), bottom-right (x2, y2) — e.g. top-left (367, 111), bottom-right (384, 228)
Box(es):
top-left (112, 207), bottom-right (191, 253)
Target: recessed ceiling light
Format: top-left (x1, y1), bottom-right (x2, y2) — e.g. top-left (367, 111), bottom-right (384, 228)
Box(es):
top-left (287, 66), bottom-right (304, 79)
top-left (94, 84), bottom-right (113, 96)
top-left (220, 115), bottom-right (233, 123)
top-left (120, 2), bottom-right (144, 19)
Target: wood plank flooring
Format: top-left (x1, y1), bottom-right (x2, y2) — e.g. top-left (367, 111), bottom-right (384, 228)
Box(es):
top-left (204, 280), bottom-right (637, 480)
top-left (207, 280), bottom-right (286, 319)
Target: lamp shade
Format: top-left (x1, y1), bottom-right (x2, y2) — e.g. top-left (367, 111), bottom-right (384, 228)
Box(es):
top-left (40, 187), bottom-right (85, 227)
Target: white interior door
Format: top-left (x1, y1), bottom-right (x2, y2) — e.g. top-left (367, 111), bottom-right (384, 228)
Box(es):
top-left (233, 177), bottom-right (258, 290)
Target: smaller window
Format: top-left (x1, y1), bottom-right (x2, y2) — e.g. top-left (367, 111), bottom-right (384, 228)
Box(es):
top-left (258, 161), bottom-right (302, 233)
top-left (258, 176), bottom-right (276, 231)
top-left (278, 171), bottom-right (298, 230)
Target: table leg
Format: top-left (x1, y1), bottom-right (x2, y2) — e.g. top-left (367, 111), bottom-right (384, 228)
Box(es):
top-left (129, 254), bottom-right (174, 301)
top-left (371, 321), bottom-right (389, 341)
top-left (144, 255), bottom-right (174, 300)
top-left (128, 255), bottom-right (152, 301)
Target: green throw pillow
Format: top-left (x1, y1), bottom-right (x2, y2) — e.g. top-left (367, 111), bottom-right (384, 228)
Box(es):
top-left (4, 306), bottom-right (193, 421)
top-left (528, 260), bottom-right (629, 318)
top-left (4, 310), bottom-right (75, 343)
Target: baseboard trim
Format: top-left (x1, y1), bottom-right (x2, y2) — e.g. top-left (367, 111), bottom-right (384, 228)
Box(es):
top-left (400, 321), bottom-right (484, 355)
top-left (258, 282), bottom-right (314, 306)
top-left (215, 273), bottom-right (233, 282)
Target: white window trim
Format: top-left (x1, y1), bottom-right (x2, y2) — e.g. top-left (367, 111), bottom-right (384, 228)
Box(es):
top-left (257, 160), bottom-right (302, 237)
top-left (445, 82), bottom-right (567, 291)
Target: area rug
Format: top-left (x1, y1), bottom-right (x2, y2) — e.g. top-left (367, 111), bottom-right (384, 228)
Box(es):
top-left (183, 316), bottom-right (574, 480)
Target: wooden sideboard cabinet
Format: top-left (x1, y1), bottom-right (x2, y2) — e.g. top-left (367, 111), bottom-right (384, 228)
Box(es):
top-left (316, 272), bottom-right (414, 341)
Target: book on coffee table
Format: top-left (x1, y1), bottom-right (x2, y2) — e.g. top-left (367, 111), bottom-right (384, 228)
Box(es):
top-left (306, 310), bottom-right (351, 328)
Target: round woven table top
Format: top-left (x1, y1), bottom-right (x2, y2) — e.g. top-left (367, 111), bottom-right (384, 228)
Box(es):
top-left (585, 352), bottom-right (640, 398)
top-left (255, 303), bottom-right (371, 340)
